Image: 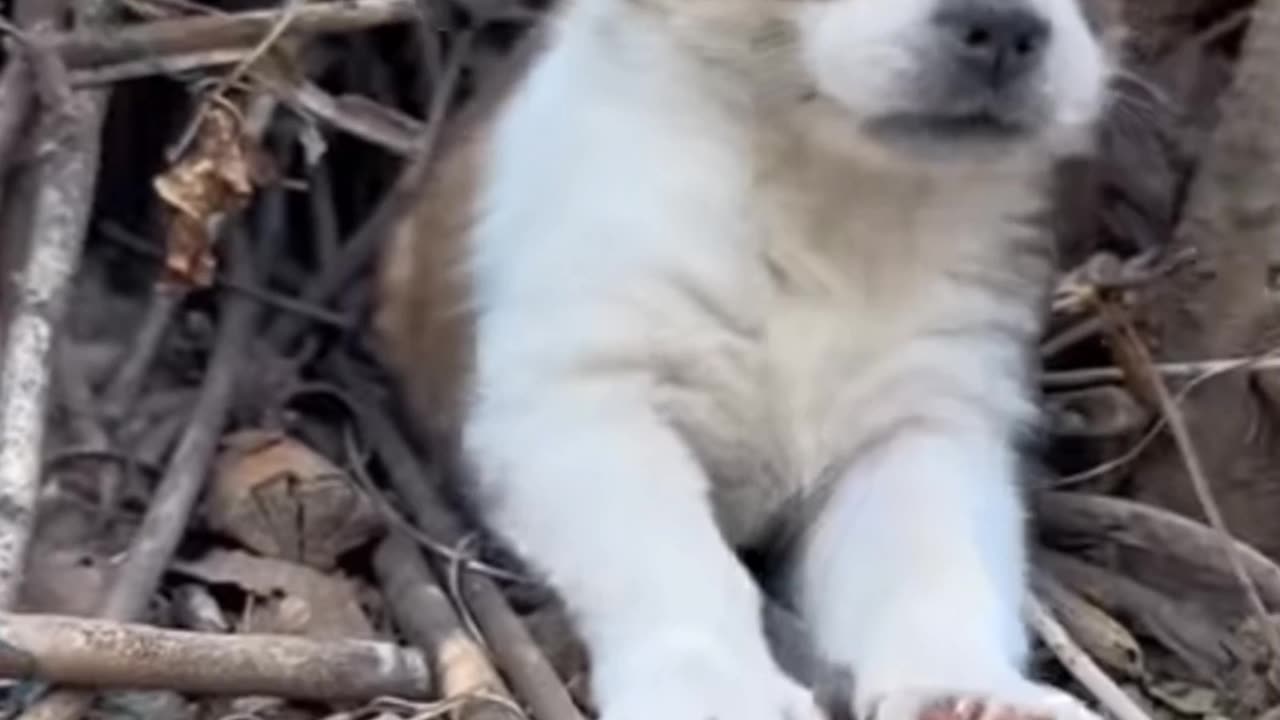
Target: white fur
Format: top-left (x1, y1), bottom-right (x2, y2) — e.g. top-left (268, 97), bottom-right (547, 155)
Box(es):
top-left (459, 1), bottom-right (1112, 718)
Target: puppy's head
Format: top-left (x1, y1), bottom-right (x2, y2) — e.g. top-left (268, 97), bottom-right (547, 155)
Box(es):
top-left (617, 0), bottom-right (1114, 171)
top-left (792, 0), bottom-right (1114, 170)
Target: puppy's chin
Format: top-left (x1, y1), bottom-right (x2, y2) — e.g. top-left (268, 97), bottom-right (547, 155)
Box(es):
top-left (796, 97), bottom-right (1064, 177)
top-left (860, 111), bottom-right (1042, 167)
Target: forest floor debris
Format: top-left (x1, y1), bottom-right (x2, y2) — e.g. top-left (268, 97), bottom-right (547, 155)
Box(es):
top-left (2, 1), bottom-right (1280, 720)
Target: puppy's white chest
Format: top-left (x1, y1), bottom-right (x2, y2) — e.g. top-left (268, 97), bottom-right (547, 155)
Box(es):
top-left (653, 237), bottom-right (932, 543)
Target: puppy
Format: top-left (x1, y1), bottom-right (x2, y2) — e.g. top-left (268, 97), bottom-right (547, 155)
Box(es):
top-left (378, 1), bottom-right (1115, 718)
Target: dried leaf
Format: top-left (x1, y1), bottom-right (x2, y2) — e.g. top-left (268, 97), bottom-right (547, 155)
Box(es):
top-left (152, 96), bottom-right (273, 288)
top-left (172, 549), bottom-right (376, 641)
top-left (208, 429), bottom-right (382, 570)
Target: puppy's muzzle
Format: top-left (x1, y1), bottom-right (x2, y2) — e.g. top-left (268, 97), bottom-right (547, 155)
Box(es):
top-left (867, 1), bottom-right (1055, 141)
top-left (933, 4), bottom-right (1050, 94)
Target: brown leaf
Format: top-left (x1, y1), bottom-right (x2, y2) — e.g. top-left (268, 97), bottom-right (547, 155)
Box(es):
top-left (207, 429), bottom-right (383, 570)
top-left (172, 549), bottom-right (376, 641)
top-left (152, 96), bottom-right (273, 288)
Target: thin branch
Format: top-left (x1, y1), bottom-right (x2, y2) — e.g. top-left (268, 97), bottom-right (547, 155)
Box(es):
top-left (49, 0), bottom-right (420, 70)
top-left (168, 0), bottom-right (306, 160)
top-left (69, 47), bottom-right (248, 86)
top-left (264, 26), bottom-right (473, 349)
top-left (1042, 353), bottom-right (1280, 388)
top-left (0, 612), bottom-right (431, 700)
top-left (268, 78), bottom-right (425, 156)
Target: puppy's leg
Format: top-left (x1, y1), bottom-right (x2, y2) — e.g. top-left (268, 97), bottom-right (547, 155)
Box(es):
top-left (795, 423), bottom-right (1100, 720)
top-left (467, 380), bottom-right (819, 720)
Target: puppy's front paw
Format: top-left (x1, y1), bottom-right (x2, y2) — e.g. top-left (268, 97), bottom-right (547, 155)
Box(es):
top-left (599, 631), bottom-right (823, 720)
top-left (866, 682), bottom-right (1101, 720)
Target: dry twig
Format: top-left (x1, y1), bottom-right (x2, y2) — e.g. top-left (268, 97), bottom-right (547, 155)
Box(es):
top-left (167, 0), bottom-right (306, 160)
top-left (1042, 353), bottom-right (1280, 388)
top-left (49, 0), bottom-right (419, 70)
top-left (0, 612), bottom-right (430, 700)
top-left (264, 25), bottom-right (474, 349)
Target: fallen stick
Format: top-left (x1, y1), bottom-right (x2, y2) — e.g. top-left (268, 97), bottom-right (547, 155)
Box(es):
top-left (375, 534), bottom-right (520, 720)
top-left (1026, 597), bottom-right (1155, 720)
top-left (0, 612), bottom-right (430, 700)
top-left (49, 0), bottom-right (419, 70)
top-left (0, 3), bottom-right (113, 611)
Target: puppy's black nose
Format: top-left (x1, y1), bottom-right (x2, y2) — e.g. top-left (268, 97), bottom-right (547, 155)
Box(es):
top-left (934, 5), bottom-right (1050, 89)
